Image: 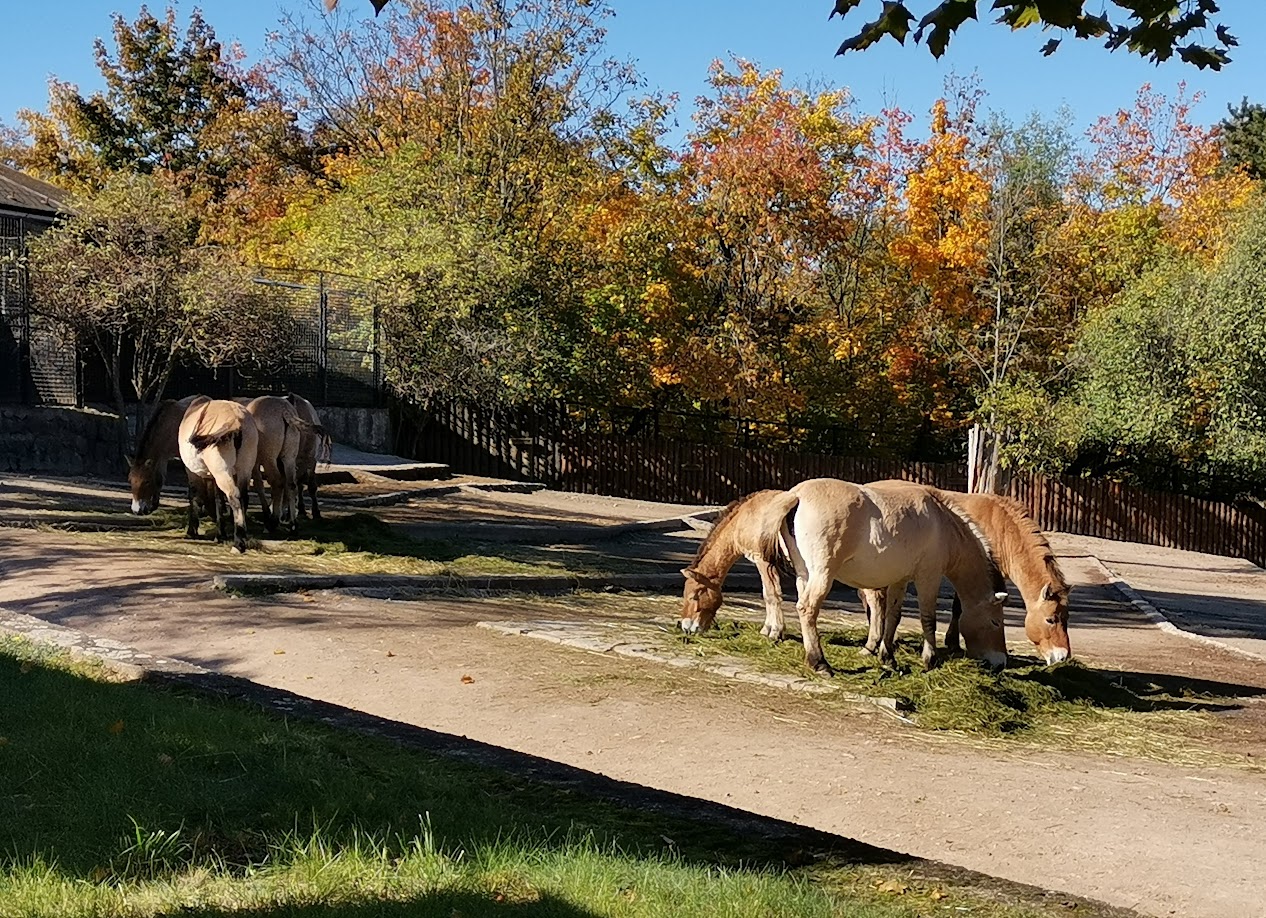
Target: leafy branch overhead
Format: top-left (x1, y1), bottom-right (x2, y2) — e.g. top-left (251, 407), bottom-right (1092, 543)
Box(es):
top-left (831, 1), bottom-right (1237, 70)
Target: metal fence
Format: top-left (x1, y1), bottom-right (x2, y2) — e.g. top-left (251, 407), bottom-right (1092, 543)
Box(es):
top-left (1, 253), bottom-right (382, 409)
top-left (0, 215), bottom-right (79, 406)
top-left (410, 399), bottom-right (1266, 567)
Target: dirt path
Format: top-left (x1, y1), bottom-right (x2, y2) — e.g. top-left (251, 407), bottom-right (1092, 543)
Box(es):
top-left (2, 528), bottom-right (1265, 918)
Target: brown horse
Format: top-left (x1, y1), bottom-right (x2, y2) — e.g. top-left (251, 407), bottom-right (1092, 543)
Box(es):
top-left (286, 393), bottom-right (331, 521)
top-left (127, 394), bottom-right (207, 517)
top-left (942, 492), bottom-right (1071, 664)
top-left (680, 479), bottom-right (1008, 674)
top-left (178, 399), bottom-right (259, 553)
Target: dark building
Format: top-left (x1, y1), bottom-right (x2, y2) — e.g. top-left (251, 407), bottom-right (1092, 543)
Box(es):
top-left (0, 165), bottom-right (77, 405)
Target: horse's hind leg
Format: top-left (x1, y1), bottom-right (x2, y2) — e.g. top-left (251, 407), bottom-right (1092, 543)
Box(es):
top-left (185, 482), bottom-right (201, 539)
top-left (307, 476), bottom-right (321, 522)
top-left (914, 573), bottom-right (942, 668)
top-left (756, 558), bottom-right (785, 641)
top-left (945, 594), bottom-right (963, 653)
top-left (878, 582), bottom-right (907, 666)
top-left (795, 573), bottom-right (834, 676)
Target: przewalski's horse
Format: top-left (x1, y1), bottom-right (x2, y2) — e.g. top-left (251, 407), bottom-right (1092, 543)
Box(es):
top-left (242, 395), bottom-right (306, 533)
top-left (679, 479), bottom-right (1008, 674)
top-left (178, 399), bottom-right (259, 553)
top-left (286, 393), bottom-right (332, 521)
top-left (679, 490), bottom-right (805, 642)
top-left (940, 492), bottom-right (1071, 665)
top-left (127, 394), bottom-right (208, 516)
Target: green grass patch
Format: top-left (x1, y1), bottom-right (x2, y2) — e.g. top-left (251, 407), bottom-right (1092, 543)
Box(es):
top-left (0, 634), bottom-right (1112, 918)
top-left (56, 511), bottom-right (610, 579)
top-left (674, 620), bottom-right (1250, 764)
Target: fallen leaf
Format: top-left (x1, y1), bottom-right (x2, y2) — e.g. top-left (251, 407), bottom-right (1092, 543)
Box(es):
top-left (107, 720), bottom-right (125, 735)
top-left (158, 753), bottom-right (174, 766)
top-left (274, 649), bottom-right (286, 655)
top-left (386, 650), bottom-right (395, 657)
top-left (876, 879), bottom-right (908, 895)
top-left (460, 674), bottom-right (474, 684)
top-left (929, 887), bottom-right (948, 900)
top-left (301, 595), bottom-right (316, 603)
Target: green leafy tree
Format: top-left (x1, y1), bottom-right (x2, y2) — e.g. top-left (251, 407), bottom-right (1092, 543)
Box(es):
top-left (26, 173), bottom-right (290, 448)
top-left (1220, 98), bottom-right (1266, 181)
top-left (830, 0), bottom-right (1236, 70)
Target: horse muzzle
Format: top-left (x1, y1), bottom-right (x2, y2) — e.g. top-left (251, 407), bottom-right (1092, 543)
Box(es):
top-left (1043, 646), bottom-right (1070, 665)
top-left (679, 618), bottom-right (702, 635)
top-left (131, 498), bottom-right (153, 516)
top-left (979, 650), bottom-right (1008, 672)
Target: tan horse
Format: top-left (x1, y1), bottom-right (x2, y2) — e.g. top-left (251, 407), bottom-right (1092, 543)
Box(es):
top-left (286, 393), bottom-right (331, 521)
top-left (678, 490), bottom-right (805, 642)
top-left (242, 396), bottom-right (304, 533)
top-left (178, 399), bottom-right (259, 553)
top-left (127, 394), bottom-right (208, 516)
top-left (942, 492), bottom-right (1071, 664)
top-left (680, 479), bottom-right (1008, 674)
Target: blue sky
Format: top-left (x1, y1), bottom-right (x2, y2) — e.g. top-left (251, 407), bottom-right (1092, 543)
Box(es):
top-left (1, 0), bottom-right (1262, 145)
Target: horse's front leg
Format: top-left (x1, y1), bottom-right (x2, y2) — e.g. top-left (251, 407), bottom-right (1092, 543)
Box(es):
top-left (945, 593), bottom-right (964, 654)
top-left (755, 558), bottom-right (785, 641)
top-left (914, 573), bottom-right (943, 668)
top-left (796, 573), bottom-right (834, 676)
top-left (860, 588), bottom-right (885, 655)
top-left (185, 483), bottom-right (201, 539)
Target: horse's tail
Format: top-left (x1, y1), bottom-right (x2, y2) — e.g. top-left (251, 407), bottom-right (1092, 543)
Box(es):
top-left (287, 417), bottom-right (333, 463)
top-left (188, 426), bottom-right (243, 452)
top-left (756, 492), bottom-right (800, 581)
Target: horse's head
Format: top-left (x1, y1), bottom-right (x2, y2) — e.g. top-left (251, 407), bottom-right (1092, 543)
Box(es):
top-left (1025, 582), bottom-right (1071, 665)
top-left (958, 588), bottom-right (1010, 671)
top-left (678, 567), bottom-right (723, 634)
top-left (126, 455), bottom-right (163, 515)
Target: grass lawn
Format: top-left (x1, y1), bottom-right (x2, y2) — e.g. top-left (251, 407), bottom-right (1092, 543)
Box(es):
top-left (0, 635), bottom-right (1116, 918)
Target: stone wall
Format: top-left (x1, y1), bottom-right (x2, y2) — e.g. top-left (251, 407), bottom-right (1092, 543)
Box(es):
top-left (317, 406), bottom-right (391, 454)
top-left (0, 405), bottom-right (125, 478)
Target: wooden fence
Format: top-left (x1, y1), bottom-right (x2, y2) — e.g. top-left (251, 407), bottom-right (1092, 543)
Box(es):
top-left (407, 401), bottom-right (1266, 568)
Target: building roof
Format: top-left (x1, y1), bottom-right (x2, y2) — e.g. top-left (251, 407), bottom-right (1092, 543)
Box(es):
top-left (0, 164), bottom-right (69, 219)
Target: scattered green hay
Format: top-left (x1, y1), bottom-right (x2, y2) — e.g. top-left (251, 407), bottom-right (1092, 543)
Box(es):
top-left (0, 639), bottom-right (1104, 918)
top-left (668, 620), bottom-right (1247, 764)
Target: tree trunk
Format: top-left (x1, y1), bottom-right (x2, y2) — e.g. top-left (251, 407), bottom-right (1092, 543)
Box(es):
top-left (967, 421), bottom-right (1006, 494)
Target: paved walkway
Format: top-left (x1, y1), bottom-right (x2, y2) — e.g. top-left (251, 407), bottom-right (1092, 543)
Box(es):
top-left (1052, 534), bottom-right (1266, 662)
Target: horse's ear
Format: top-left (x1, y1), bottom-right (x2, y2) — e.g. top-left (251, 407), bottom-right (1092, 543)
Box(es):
top-left (1039, 583), bottom-right (1053, 602)
top-left (124, 453), bottom-right (135, 468)
top-left (681, 567), bottom-right (697, 581)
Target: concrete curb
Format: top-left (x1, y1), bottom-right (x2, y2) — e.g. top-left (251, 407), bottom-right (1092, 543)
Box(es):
top-left (0, 607), bottom-right (207, 679)
top-left (478, 619), bottom-right (912, 718)
top-left (212, 570), bottom-right (764, 597)
top-left (1091, 557), bottom-right (1266, 663)
top-left (400, 509), bottom-right (721, 545)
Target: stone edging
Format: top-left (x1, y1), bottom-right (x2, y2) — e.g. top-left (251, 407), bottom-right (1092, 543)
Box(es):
top-left (477, 620), bottom-right (913, 718)
top-left (1091, 557), bottom-right (1266, 663)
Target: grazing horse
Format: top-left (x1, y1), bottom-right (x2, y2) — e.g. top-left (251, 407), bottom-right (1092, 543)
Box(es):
top-left (680, 479), bottom-right (1009, 674)
top-left (941, 492), bottom-right (1071, 664)
top-left (678, 490), bottom-right (807, 642)
top-left (243, 395), bottom-right (304, 533)
top-left (285, 393), bottom-right (331, 521)
top-left (127, 394), bottom-right (208, 517)
top-left (178, 399), bottom-right (259, 553)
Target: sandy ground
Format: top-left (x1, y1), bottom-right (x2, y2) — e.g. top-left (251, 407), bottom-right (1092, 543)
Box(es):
top-left (3, 501), bottom-right (1266, 918)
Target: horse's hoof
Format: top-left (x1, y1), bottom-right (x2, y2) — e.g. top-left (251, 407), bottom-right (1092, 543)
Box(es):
top-left (811, 660), bottom-right (834, 677)
top-left (859, 644), bottom-right (876, 657)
